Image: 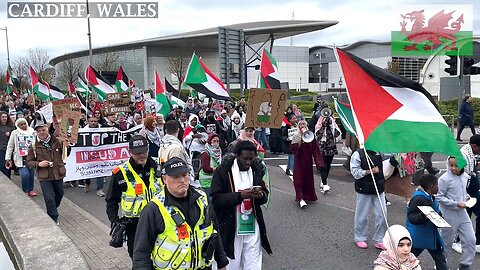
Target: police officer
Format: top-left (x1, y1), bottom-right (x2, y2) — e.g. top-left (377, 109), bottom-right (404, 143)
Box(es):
top-left (133, 157), bottom-right (228, 270)
top-left (106, 135), bottom-right (163, 258)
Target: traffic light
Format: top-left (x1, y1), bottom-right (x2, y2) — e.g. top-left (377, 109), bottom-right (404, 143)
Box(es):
top-left (463, 58), bottom-right (480, 75)
top-left (444, 55), bottom-right (458, 76)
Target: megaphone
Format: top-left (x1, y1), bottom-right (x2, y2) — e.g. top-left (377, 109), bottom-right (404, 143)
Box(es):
top-left (302, 130), bottom-right (315, 143)
top-left (320, 108), bottom-right (332, 117)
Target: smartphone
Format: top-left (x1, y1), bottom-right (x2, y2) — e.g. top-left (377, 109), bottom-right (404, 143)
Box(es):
top-left (251, 186), bottom-right (262, 192)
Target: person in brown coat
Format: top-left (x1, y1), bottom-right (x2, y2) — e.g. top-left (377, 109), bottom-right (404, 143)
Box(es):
top-left (26, 121), bottom-right (66, 225)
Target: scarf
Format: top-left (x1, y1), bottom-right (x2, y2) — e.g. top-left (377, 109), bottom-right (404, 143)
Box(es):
top-left (373, 252), bottom-right (420, 270)
top-left (373, 225), bottom-right (420, 270)
top-left (37, 134), bottom-right (52, 151)
top-left (205, 143), bottom-right (222, 164)
top-left (232, 158), bottom-right (253, 192)
top-left (231, 121), bottom-right (243, 138)
top-left (146, 128), bottom-right (160, 147)
top-left (15, 118), bottom-right (35, 135)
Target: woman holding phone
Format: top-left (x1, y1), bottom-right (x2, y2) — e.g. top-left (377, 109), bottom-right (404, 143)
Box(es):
top-left (290, 120), bottom-right (324, 208)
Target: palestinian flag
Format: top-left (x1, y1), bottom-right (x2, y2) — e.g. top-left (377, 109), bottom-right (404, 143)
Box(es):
top-left (6, 65), bottom-right (18, 97)
top-left (48, 84), bottom-right (65, 100)
top-left (154, 71), bottom-right (172, 117)
top-left (335, 48), bottom-right (465, 168)
top-left (170, 95), bottom-right (186, 108)
top-left (333, 98), bottom-right (356, 135)
top-left (129, 78), bottom-right (135, 89)
top-left (30, 67), bottom-right (50, 100)
top-left (165, 78), bottom-right (188, 102)
top-left (68, 82), bottom-right (76, 96)
top-left (85, 65), bottom-right (116, 101)
top-left (184, 53), bottom-right (231, 101)
top-left (115, 66), bottom-right (130, 92)
top-left (259, 49), bottom-right (281, 89)
top-left (76, 75), bottom-right (90, 95)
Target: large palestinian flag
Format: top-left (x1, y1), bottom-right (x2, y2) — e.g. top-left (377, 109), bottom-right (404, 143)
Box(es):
top-left (30, 67), bottom-right (50, 100)
top-left (48, 84), bottom-right (65, 100)
top-left (115, 66), bottom-right (130, 92)
top-left (333, 98), bottom-right (356, 135)
top-left (154, 71), bottom-right (171, 117)
top-left (335, 48), bottom-right (465, 167)
top-left (184, 53), bottom-right (231, 101)
top-left (85, 65), bottom-right (116, 101)
top-left (165, 78), bottom-right (188, 102)
top-left (259, 49), bottom-right (281, 89)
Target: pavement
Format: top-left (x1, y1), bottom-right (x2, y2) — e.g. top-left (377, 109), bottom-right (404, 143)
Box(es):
top-left (7, 127), bottom-right (480, 270)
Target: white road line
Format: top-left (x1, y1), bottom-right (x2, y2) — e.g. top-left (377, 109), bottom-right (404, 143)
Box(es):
top-left (278, 165), bottom-right (293, 182)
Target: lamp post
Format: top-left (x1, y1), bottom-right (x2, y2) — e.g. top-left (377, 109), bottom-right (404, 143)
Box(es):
top-left (338, 77), bottom-right (343, 93)
top-left (316, 52), bottom-right (322, 92)
top-left (0, 26), bottom-right (10, 66)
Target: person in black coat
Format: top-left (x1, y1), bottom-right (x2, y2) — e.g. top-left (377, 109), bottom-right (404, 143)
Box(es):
top-left (211, 141), bottom-right (272, 268)
top-left (457, 95), bottom-right (475, 141)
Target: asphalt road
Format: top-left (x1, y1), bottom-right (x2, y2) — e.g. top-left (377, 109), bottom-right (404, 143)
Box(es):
top-left (64, 146), bottom-right (480, 270)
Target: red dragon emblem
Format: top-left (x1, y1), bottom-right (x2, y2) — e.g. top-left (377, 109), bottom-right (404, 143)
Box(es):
top-left (400, 9), bottom-right (464, 51)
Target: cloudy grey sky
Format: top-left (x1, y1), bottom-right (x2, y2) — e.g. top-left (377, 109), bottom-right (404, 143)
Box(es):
top-left (0, 0), bottom-right (478, 70)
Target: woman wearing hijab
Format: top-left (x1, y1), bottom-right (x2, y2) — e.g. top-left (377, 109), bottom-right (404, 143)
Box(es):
top-left (138, 116), bottom-right (160, 158)
top-left (374, 225), bottom-right (421, 270)
top-left (117, 112), bottom-right (132, 131)
top-left (155, 114), bottom-right (165, 139)
top-left (290, 120), bottom-right (324, 208)
top-left (183, 114), bottom-right (207, 159)
top-left (199, 133), bottom-right (222, 197)
top-left (0, 111), bottom-right (15, 178)
top-left (6, 118), bottom-right (37, 196)
top-left (315, 109), bottom-right (341, 193)
top-left (227, 111), bottom-right (244, 142)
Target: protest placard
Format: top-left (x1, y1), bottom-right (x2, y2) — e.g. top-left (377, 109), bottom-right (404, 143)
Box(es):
top-left (211, 99), bottom-right (225, 113)
top-left (59, 110), bottom-right (82, 144)
top-left (106, 92), bottom-right (131, 113)
top-left (245, 88), bottom-right (288, 128)
top-left (52, 98), bottom-right (81, 120)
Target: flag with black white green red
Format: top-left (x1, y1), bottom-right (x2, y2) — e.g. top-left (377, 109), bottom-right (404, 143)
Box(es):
top-left (76, 75), bottom-right (90, 96)
top-left (85, 65), bottom-right (116, 101)
top-left (154, 70), bottom-right (172, 117)
top-left (30, 67), bottom-right (50, 100)
top-left (6, 65), bottom-right (18, 97)
top-left (333, 98), bottom-right (356, 135)
top-left (184, 53), bottom-right (231, 101)
top-left (165, 78), bottom-right (188, 102)
top-left (115, 66), bottom-right (130, 92)
top-left (259, 49), bottom-right (281, 89)
top-left (48, 84), bottom-right (65, 101)
top-left (335, 48), bottom-right (465, 168)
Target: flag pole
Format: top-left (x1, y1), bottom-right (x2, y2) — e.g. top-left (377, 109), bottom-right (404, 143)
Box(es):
top-left (86, 0), bottom-right (93, 117)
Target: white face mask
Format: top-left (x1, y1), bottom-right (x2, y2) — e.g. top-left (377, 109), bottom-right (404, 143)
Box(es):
top-left (211, 143), bottom-right (219, 148)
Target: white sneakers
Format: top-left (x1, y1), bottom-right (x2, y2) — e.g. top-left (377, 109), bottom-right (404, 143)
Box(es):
top-left (452, 242), bottom-right (462, 253)
top-left (476, 244), bottom-right (480, 253)
top-left (322, 184), bottom-right (330, 193)
top-left (299, 199), bottom-right (307, 208)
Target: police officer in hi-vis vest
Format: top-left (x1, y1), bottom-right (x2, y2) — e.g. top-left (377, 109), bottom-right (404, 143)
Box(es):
top-left (106, 135), bottom-right (163, 258)
top-left (133, 157), bottom-right (228, 270)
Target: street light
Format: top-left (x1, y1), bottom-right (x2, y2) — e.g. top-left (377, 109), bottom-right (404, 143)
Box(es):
top-left (338, 77), bottom-right (343, 91)
top-left (0, 26), bottom-right (10, 66)
top-left (315, 52), bottom-right (322, 92)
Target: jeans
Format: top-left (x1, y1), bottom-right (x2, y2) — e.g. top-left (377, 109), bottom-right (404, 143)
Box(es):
top-left (354, 192), bottom-right (387, 243)
top-left (85, 177), bottom-right (105, 191)
top-left (259, 128), bottom-right (269, 150)
top-left (0, 150), bottom-right (11, 179)
top-left (287, 154), bottom-right (294, 172)
top-left (40, 180), bottom-right (64, 222)
top-left (19, 166), bottom-right (35, 193)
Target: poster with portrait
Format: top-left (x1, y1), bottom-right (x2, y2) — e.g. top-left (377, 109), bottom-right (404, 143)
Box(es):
top-left (17, 134), bottom-right (35, 157)
top-left (211, 99), bottom-right (225, 113)
top-left (245, 88), bottom-right (288, 128)
top-left (59, 110), bottom-right (81, 144)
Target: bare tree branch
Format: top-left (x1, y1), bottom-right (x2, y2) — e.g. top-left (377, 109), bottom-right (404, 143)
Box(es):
top-left (94, 51), bottom-right (119, 71)
top-left (56, 58), bottom-right (83, 89)
top-left (167, 47), bottom-right (192, 91)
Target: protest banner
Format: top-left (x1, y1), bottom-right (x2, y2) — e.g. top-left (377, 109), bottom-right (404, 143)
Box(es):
top-left (64, 125), bottom-right (141, 181)
top-left (245, 88), bottom-right (288, 128)
top-left (106, 92), bottom-right (131, 113)
top-left (59, 110), bottom-right (81, 144)
top-left (52, 98), bottom-right (82, 122)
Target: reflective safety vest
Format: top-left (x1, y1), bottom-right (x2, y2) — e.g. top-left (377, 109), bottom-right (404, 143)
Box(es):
top-left (151, 189), bottom-right (215, 270)
top-left (198, 155), bottom-right (219, 189)
top-left (119, 161), bottom-right (162, 218)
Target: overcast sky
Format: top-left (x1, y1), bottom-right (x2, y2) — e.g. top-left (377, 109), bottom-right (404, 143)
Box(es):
top-left (0, 0), bottom-right (478, 70)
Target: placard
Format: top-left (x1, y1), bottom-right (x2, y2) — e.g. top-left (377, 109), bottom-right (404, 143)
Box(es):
top-left (52, 98), bottom-right (82, 120)
top-left (418, 206), bottom-right (451, 228)
top-left (211, 99), bottom-right (225, 113)
top-left (106, 92), bottom-right (131, 113)
top-left (59, 110), bottom-right (81, 144)
top-left (245, 88), bottom-right (288, 128)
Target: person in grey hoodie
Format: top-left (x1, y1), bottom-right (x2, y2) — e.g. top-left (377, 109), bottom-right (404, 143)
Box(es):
top-left (436, 156), bottom-right (476, 270)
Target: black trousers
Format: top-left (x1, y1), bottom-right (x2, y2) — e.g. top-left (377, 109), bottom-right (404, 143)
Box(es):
top-left (411, 247), bottom-right (448, 270)
top-left (126, 219), bottom-right (139, 258)
top-left (40, 180), bottom-right (64, 222)
top-left (0, 150), bottom-right (11, 179)
top-left (320, 155), bottom-right (335, 185)
top-left (457, 121), bottom-right (475, 139)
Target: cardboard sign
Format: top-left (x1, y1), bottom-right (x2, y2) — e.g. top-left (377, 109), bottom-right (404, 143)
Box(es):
top-left (52, 98), bottom-right (82, 120)
top-left (59, 110), bottom-right (81, 144)
top-left (106, 92), bottom-right (131, 113)
top-left (245, 88), bottom-right (288, 128)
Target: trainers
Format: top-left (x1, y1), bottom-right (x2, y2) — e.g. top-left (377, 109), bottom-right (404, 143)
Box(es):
top-left (96, 190), bottom-right (105, 197)
top-left (476, 244), bottom-right (480, 253)
top-left (77, 183), bottom-right (85, 188)
top-left (84, 184), bottom-right (90, 193)
top-left (452, 242), bottom-right (463, 253)
top-left (285, 169), bottom-right (293, 176)
top-left (299, 199), bottom-right (307, 208)
top-left (28, 191), bottom-right (38, 197)
top-left (323, 184), bottom-right (330, 192)
top-left (356, 241), bottom-right (368, 249)
top-left (374, 242), bottom-right (386, 250)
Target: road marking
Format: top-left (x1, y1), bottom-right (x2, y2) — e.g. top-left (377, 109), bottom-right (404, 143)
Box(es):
top-left (278, 165), bottom-right (293, 182)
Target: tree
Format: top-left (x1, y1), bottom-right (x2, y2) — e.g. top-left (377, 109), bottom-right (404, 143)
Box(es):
top-left (386, 59), bottom-right (401, 74)
top-left (94, 51), bottom-right (119, 71)
top-left (14, 48), bottom-right (51, 82)
top-left (167, 47), bottom-right (192, 91)
top-left (57, 58), bottom-right (83, 89)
